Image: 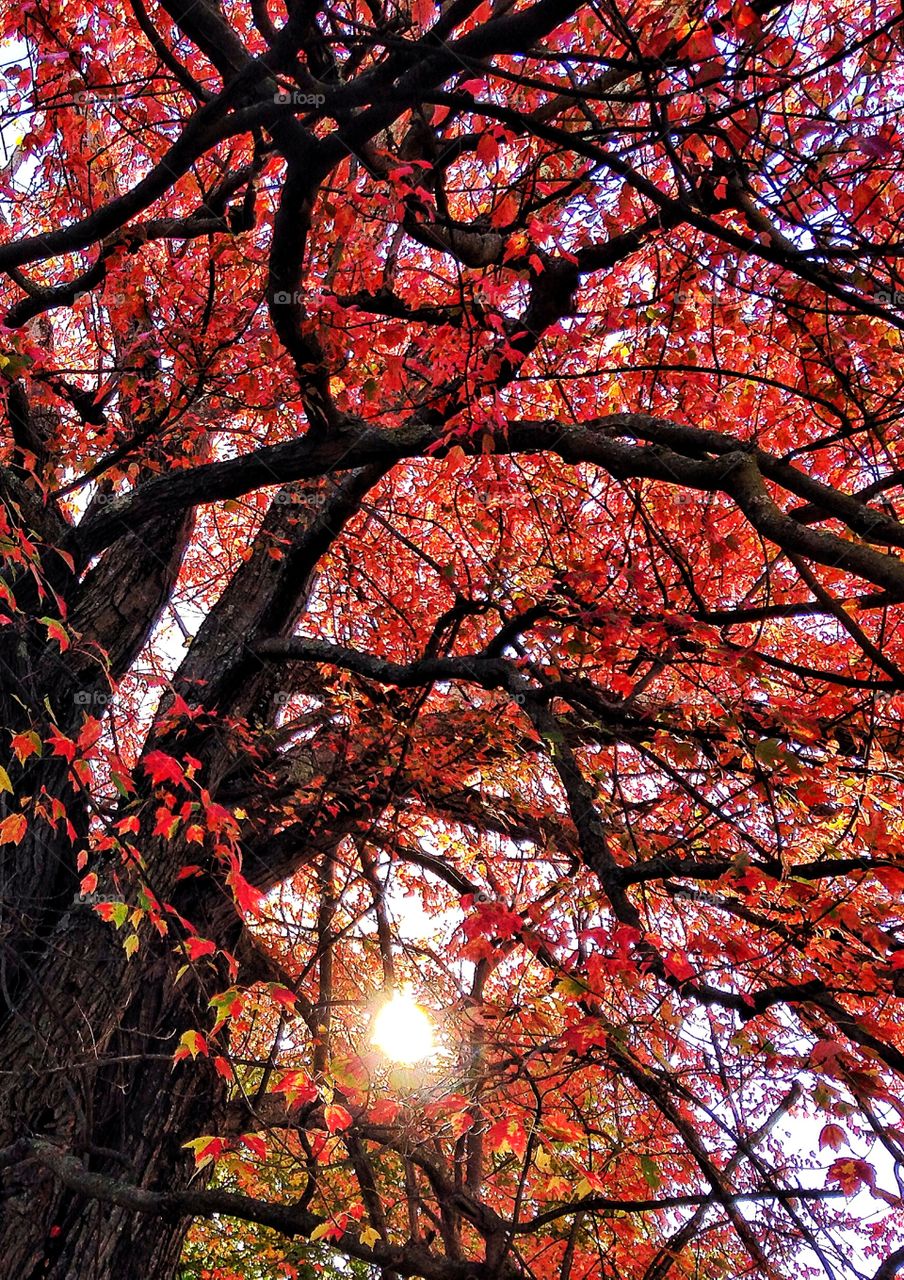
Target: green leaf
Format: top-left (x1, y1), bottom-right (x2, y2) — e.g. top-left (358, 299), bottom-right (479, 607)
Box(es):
top-left (754, 738), bottom-right (783, 766)
top-left (640, 1155), bottom-right (662, 1190)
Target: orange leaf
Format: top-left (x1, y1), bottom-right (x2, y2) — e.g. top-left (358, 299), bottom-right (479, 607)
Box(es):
top-left (324, 1103), bottom-right (353, 1133)
top-left (0, 813), bottom-right (27, 845)
top-left (368, 1098), bottom-right (401, 1124)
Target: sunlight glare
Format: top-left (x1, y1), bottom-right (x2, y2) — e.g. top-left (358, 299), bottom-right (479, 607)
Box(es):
top-left (371, 986), bottom-right (434, 1064)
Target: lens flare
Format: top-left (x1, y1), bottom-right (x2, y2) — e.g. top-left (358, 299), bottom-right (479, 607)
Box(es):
top-left (371, 986), bottom-right (434, 1063)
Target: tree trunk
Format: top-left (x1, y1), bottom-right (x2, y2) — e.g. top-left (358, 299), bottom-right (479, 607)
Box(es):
top-left (0, 911), bottom-right (226, 1280)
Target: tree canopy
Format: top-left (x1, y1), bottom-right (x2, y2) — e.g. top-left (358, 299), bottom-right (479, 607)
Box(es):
top-left (2, 0), bottom-right (904, 1276)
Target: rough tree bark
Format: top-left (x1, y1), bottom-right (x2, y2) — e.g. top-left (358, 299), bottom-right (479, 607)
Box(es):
top-left (2, 0), bottom-right (904, 1277)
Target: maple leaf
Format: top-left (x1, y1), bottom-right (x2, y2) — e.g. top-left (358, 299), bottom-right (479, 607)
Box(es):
top-left (153, 808), bottom-right (180, 839)
top-left (874, 866), bottom-right (904, 894)
top-left (0, 813), bottom-right (27, 845)
top-left (272, 1070), bottom-right (318, 1108)
top-left (487, 1117), bottom-right (528, 1161)
top-left (173, 1030), bottom-right (208, 1062)
top-left (323, 1103), bottom-right (353, 1134)
top-left (368, 1098), bottom-right (401, 1124)
top-left (227, 869), bottom-right (265, 916)
top-left (239, 1133), bottom-right (268, 1160)
top-left (268, 983), bottom-right (298, 1011)
top-left (310, 1218), bottom-right (346, 1243)
top-left (46, 729), bottom-right (76, 763)
top-left (40, 617), bottom-right (70, 651)
top-left (184, 936), bottom-right (216, 961)
top-left (662, 949), bottom-right (696, 981)
top-left (828, 1158), bottom-right (876, 1196)
top-left (818, 1124), bottom-right (846, 1152)
top-left (542, 1112), bottom-right (584, 1144)
top-left (183, 1136), bottom-right (225, 1170)
top-left (10, 731), bottom-right (41, 762)
top-left (142, 751), bottom-right (188, 789)
top-left (476, 132), bottom-right (499, 166)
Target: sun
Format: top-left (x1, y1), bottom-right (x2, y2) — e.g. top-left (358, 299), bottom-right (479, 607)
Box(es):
top-left (371, 986), bottom-right (435, 1064)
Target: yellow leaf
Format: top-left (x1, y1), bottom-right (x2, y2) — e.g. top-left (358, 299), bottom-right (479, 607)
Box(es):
top-left (174, 1029), bottom-right (208, 1060)
top-left (0, 766), bottom-right (12, 794)
top-left (182, 1136), bottom-right (223, 1169)
top-left (360, 1225), bottom-right (380, 1249)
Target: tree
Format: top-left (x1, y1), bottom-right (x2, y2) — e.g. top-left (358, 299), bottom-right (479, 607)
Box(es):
top-left (1, 0), bottom-right (904, 1274)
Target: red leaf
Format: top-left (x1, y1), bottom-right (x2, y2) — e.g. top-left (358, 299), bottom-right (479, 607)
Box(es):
top-left (11, 731), bottom-right (41, 762)
top-left (874, 866), bottom-right (904, 894)
top-left (476, 132), bottom-right (499, 165)
top-left (819, 1124), bottom-right (846, 1153)
top-left (183, 1136), bottom-right (224, 1169)
top-left (273, 1070), bottom-right (318, 1107)
top-left (324, 1103), bottom-right (353, 1133)
top-left (47, 728), bottom-right (76, 762)
top-left (185, 936), bottom-right (216, 961)
top-left (269, 983), bottom-right (298, 1010)
top-left (240, 1133), bottom-right (268, 1160)
top-left (662, 949), bottom-right (696, 981)
top-left (228, 870), bottom-right (265, 916)
top-left (142, 750), bottom-right (187, 788)
top-left (41, 617), bottom-right (70, 651)
top-left (174, 1030), bottom-right (208, 1062)
top-left (487, 1117), bottom-right (527, 1160)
